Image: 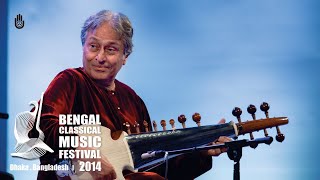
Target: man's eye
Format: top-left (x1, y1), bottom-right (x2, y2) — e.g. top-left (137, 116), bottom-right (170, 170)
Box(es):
top-left (89, 44), bottom-right (99, 51)
top-left (108, 48), bottom-right (116, 52)
top-left (106, 47), bottom-right (119, 54)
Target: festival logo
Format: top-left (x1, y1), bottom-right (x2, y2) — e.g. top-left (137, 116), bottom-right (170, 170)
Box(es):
top-left (11, 92), bottom-right (54, 159)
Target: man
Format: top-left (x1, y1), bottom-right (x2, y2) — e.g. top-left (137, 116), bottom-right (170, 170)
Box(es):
top-left (38, 10), bottom-right (230, 180)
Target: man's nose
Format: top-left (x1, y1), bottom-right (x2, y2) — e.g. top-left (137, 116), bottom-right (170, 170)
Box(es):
top-left (96, 49), bottom-right (106, 63)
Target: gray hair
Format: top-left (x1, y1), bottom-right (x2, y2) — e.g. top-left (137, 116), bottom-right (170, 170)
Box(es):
top-left (81, 10), bottom-right (133, 56)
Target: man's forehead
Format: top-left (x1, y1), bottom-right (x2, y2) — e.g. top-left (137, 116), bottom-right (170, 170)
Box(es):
top-left (86, 35), bottom-right (122, 45)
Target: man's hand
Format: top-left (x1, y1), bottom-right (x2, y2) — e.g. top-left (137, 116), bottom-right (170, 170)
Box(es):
top-left (206, 119), bottom-right (232, 157)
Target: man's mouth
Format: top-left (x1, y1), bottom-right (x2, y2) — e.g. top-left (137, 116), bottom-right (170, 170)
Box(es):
top-left (93, 65), bottom-right (110, 71)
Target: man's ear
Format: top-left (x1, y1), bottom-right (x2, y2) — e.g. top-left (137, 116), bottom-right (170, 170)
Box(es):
top-left (123, 56), bottom-right (128, 65)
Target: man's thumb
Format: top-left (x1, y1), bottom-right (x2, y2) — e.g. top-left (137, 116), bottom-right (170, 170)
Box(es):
top-left (218, 118), bottom-right (226, 124)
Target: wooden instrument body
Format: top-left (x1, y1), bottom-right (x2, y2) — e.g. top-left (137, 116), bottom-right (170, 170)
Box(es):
top-left (73, 127), bottom-right (135, 180)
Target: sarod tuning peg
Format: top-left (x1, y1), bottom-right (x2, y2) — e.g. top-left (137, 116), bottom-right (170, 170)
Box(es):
top-left (232, 107), bottom-right (242, 140)
top-left (192, 113), bottom-right (201, 127)
top-left (143, 120), bottom-right (149, 132)
top-left (134, 121), bottom-right (140, 134)
top-left (160, 120), bottom-right (167, 131)
top-left (260, 102), bottom-right (285, 142)
top-left (178, 114), bottom-right (187, 128)
top-left (246, 105), bottom-right (256, 141)
top-left (232, 107), bottom-right (242, 123)
top-left (259, 103), bottom-right (270, 137)
top-left (123, 122), bottom-right (131, 135)
top-left (247, 105), bottom-right (256, 120)
top-left (169, 119), bottom-right (176, 130)
top-left (152, 120), bottom-right (158, 132)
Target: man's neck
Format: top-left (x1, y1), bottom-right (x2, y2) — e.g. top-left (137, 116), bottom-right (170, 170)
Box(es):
top-left (106, 81), bottom-right (116, 91)
top-left (95, 79), bottom-right (116, 91)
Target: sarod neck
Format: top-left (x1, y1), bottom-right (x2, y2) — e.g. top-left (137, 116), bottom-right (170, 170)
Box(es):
top-left (125, 121), bottom-right (237, 169)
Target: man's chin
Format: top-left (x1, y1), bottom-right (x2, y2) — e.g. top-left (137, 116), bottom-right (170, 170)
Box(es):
top-left (93, 76), bottom-right (109, 81)
top-left (89, 74), bottom-right (109, 81)
top-left (89, 70), bottom-right (107, 78)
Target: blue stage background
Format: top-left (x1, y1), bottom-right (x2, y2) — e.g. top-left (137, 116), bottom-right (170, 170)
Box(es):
top-left (5, 0), bottom-right (320, 179)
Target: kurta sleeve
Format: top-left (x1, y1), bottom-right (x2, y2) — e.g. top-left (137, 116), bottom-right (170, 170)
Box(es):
top-left (40, 70), bottom-right (77, 155)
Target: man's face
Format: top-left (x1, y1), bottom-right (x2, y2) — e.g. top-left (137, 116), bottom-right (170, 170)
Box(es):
top-left (82, 22), bottom-right (127, 84)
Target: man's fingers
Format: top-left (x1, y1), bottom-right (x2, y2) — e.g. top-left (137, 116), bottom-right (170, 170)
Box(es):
top-left (217, 136), bottom-right (232, 143)
top-left (218, 118), bottom-right (226, 124)
top-left (211, 136), bottom-right (232, 154)
top-left (208, 148), bottom-right (222, 156)
top-left (206, 119), bottom-right (232, 157)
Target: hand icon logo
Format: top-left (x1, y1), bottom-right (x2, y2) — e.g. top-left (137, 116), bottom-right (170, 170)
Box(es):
top-left (15, 14), bottom-right (24, 29)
